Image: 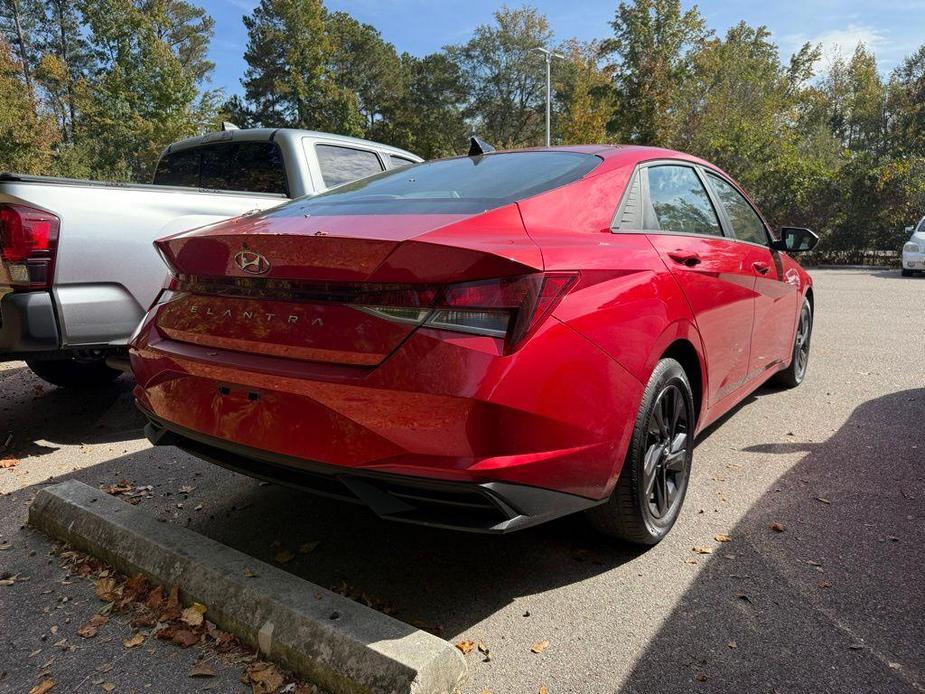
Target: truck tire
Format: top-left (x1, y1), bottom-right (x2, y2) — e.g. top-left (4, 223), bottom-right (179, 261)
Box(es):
top-left (26, 358), bottom-right (121, 388)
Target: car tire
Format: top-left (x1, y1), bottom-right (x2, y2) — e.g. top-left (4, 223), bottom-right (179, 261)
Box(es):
top-left (26, 358), bottom-right (121, 388)
top-left (773, 296), bottom-right (813, 389)
top-left (901, 269), bottom-right (913, 277)
top-left (587, 358), bottom-right (694, 545)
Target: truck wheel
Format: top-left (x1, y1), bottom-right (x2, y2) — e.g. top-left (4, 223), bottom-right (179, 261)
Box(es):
top-left (587, 358), bottom-right (694, 545)
top-left (26, 358), bottom-right (121, 388)
top-left (901, 269), bottom-right (912, 277)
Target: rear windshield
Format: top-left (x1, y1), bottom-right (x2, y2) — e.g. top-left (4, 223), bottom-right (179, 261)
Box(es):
top-left (153, 142), bottom-right (288, 195)
top-left (274, 151), bottom-right (600, 216)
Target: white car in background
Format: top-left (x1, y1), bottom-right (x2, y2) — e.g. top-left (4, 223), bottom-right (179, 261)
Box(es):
top-left (902, 216), bottom-right (925, 276)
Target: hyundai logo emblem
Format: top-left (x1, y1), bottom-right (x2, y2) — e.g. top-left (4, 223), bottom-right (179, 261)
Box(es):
top-left (234, 247), bottom-right (271, 275)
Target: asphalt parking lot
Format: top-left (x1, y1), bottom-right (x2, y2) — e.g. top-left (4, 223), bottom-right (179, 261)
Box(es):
top-left (1, 268), bottom-right (923, 694)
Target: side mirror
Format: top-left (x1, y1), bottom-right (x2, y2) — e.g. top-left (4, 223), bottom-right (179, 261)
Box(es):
top-left (772, 227), bottom-right (818, 253)
top-left (906, 226), bottom-right (915, 233)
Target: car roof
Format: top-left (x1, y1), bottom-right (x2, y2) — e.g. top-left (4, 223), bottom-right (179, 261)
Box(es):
top-left (164, 128), bottom-right (422, 161)
top-left (509, 144), bottom-right (718, 171)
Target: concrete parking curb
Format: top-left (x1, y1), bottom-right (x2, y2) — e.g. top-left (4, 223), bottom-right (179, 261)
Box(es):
top-left (29, 480), bottom-right (467, 694)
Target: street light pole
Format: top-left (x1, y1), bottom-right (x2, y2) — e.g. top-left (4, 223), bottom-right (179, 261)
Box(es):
top-left (532, 47), bottom-right (564, 147)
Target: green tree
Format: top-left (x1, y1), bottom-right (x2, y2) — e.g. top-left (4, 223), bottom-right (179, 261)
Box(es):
top-left (822, 44), bottom-right (887, 155)
top-left (373, 52), bottom-right (468, 158)
top-left (240, 0), bottom-right (362, 134)
top-left (0, 39), bottom-right (58, 173)
top-left (74, 0), bottom-right (218, 180)
top-left (554, 39), bottom-right (613, 145)
top-left (446, 6), bottom-right (552, 147)
top-left (887, 45), bottom-right (925, 156)
top-left (602, 0), bottom-right (707, 145)
top-left (326, 11), bottom-right (402, 132)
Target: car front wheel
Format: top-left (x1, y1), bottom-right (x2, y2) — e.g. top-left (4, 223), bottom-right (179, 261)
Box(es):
top-left (587, 358), bottom-right (694, 545)
top-left (773, 296), bottom-right (812, 388)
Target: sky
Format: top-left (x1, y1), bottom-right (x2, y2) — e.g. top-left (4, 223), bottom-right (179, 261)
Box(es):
top-left (208, 0), bottom-right (925, 96)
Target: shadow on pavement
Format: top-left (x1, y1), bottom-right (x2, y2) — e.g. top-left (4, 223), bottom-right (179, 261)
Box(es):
top-left (621, 388), bottom-right (925, 693)
top-left (0, 373), bottom-right (145, 458)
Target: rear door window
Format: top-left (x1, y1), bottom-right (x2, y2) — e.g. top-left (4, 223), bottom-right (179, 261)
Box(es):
top-left (705, 172), bottom-right (768, 245)
top-left (315, 145), bottom-right (384, 188)
top-left (645, 165), bottom-right (723, 236)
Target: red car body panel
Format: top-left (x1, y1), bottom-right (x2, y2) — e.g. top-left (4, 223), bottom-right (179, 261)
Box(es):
top-left (130, 145), bottom-right (813, 532)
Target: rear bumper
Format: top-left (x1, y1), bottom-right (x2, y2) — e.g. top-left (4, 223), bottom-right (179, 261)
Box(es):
top-left (142, 409), bottom-right (603, 533)
top-left (0, 290), bottom-right (59, 359)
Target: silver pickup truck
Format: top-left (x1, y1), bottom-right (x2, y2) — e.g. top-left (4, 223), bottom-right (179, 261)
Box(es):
top-left (0, 127), bottom-right (420, 386)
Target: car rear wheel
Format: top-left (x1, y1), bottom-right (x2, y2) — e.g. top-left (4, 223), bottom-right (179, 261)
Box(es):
top-left (26, 358), bottom-right (121, 388)
top-left (773, 297), bottom-right (812, 389)
top-left (587, 358), bottom-right (694, 545)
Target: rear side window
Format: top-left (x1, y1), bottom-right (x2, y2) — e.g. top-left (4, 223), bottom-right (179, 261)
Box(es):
top-left (645, 165), bottom-right (722, 236)
top-left (316, 145), bottom-right (384, 188)
top-left (388, 154), bottom-right (415, 169)
top-left (705, 172), bottom-right (767, 245)
top-left (152, 142), bottom-right (288, 195)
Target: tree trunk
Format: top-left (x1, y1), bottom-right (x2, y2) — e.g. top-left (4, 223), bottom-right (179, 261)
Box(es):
top-left (9, 0), bottom-right (36, 106)
top-left (52, 0), bottom-right (75, 142)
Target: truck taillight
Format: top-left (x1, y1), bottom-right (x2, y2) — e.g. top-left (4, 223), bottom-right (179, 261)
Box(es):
top-left (0, 204), bottom-right (60, 290)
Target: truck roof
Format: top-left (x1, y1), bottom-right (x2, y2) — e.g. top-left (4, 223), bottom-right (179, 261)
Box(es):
top-left (164, 128), bottom-right (421, 161)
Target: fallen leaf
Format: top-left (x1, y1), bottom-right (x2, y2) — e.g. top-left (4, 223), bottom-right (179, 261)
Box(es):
top-left (95, 577), bottom-right (118, 602)
top-left (145, 585), bottom-right (163, 610)
top-left (815, 497), bottom-right (830, 504)
top-left (274, 550), bottom-right (295, 564)
top-left (692, 546), bottom-right (713, 554)
top-left (244, 568), bottom-right (259, 578)
top-left (298, 541), bottom-right (320, 554)
top-left (29, 680), bottom-right (55, 694)
top-left (770, 522), bottom-right (786, 532)
top-left (248, 663), bottom-right (284, 694)
top-left (78, 614), bottom-right (108, 638)
top-left (734, 592), bottom-right (752, 603)
top-left (0, 457), bottom-right (19, 469)
top-left (727, 640), bottom-right (737, 649)
top-left (181, 602), bottom-right (207, 627)
top-left (539, 687), bottom-right (550, 694)
top-left (455, 640), bottom-right (476, 655)
top-left (179, 485), bottom-right (196, 494)
top-left (714, 534), bottom-right (733, 543)
top-left (684, 558), bottom-right (698, 565)
top-left (189, 662), bottom-right (216, 678)
top-left (817, 580), bottom-right (832, 589)
top-left (0, 541), bottom-right (10, 550)
top-left (172, 630), bottom-right (200, 648)
top-left (101, 683), bottom-right (115, 692)
top-left (695, 673), bottom-right (708, 682)
top-left (123, 632), bottom-right (145, 648)
top-left (531, 639), bottom-right (549, 654)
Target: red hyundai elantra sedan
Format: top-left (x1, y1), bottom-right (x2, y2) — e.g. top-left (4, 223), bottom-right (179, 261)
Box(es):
top-left (130, 144), bottom-right (817, 544)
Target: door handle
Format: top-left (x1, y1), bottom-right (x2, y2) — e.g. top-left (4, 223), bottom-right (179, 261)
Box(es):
top-left (753, 261), bottom-right (770, 274)
top-left (667, 251), bottom-right (702, 267)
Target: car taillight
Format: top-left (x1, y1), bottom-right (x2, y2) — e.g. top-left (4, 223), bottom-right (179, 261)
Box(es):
top-left (359, 273), bottom-right (578, 351)
top-left (0, 204), bottom-right (60, 290)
